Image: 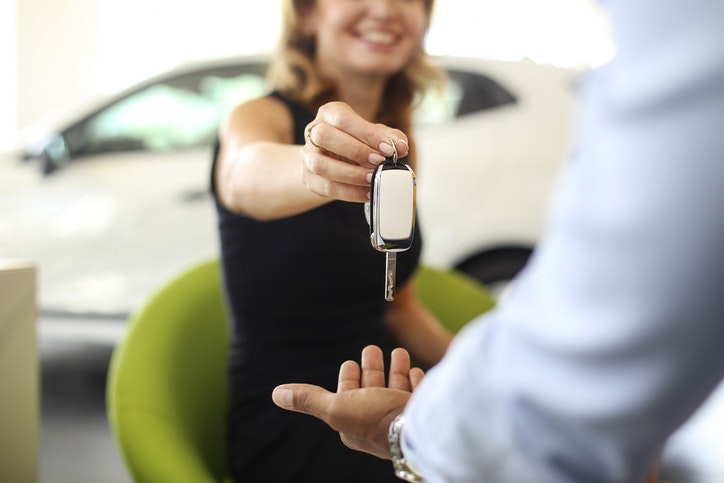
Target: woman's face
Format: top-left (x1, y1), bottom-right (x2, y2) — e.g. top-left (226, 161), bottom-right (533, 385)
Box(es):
top-left (307, 0), bottom-right (429, 80)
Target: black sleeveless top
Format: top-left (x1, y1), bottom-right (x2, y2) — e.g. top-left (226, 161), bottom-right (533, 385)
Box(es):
top-left (211, 92), bottom-right (422, 482)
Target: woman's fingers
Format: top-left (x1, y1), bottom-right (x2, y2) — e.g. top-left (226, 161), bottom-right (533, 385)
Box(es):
top-left (301, 131), bottom-right (375, 202)
top-left (308, 123), bottom-right (389, 168)
top-left (310, 102), bottom-right (409, 165)
top-left (300, 158), bottom-right (371, 203)
top-left (302, 144), bottom-right (371, 186)
top-left (301, 102), bottom-right (410, 202)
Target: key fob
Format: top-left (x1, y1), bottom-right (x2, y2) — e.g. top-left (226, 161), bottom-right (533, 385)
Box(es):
top-left (368, 159), bottom-right (416, 252)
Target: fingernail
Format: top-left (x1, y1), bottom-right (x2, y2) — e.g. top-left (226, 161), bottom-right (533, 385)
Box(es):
top-left (396, 139), bottom-right (409, 152)
top-left (273, 387), bottom-right (294, 408)
top-left (379, 142), bottom-right (395, 156)
top-left (365, 172), bottom-right (373, 183)
top-left (368, 153), bottom-right (385, 165)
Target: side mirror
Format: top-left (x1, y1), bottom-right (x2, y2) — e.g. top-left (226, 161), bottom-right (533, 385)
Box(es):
top-left (39, 133), bottom-right (70, 175)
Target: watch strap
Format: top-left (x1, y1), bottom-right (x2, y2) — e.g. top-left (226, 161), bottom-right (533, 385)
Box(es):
top-left (388, 414), bottom-right (425, 482)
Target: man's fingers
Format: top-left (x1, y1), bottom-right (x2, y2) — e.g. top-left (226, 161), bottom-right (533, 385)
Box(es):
top-left (272, 384), bottom-right (333, 419)
top-left (338, 360), bottom-right (361, 392)
top-left (360, 345), bottom-right (386, 387)
top-left (388, 348), bottom-right (412, 391)
top-left (410, 367), bottom-right (425, 391)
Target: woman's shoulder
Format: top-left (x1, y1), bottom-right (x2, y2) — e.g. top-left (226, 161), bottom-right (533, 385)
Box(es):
top-left (221, 93), bottom-right (294, 141)
top-left (230, 93), bottom-right (291, 120)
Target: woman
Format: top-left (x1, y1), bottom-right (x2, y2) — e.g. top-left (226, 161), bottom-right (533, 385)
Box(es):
top-left (211, 0), bottom-right (450, 481)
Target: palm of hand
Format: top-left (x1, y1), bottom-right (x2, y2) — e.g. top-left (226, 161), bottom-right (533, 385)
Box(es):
top-left (272, 345), bottom-right (424, 459)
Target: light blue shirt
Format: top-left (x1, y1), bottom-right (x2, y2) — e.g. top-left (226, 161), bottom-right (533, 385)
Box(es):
top-left (403, 1), bottom-right (724, 481)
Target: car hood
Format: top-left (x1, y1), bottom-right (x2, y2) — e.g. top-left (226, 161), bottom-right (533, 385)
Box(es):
top-left (0, 149), bottom-right (217, 318)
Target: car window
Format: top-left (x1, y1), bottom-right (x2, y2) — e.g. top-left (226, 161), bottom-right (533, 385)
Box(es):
top-left (54, 61), bottom-right (516, 160)
top-left (63, 63), bottom-right (269, 157)
top-left (414, 69), bottom-right (517, 129)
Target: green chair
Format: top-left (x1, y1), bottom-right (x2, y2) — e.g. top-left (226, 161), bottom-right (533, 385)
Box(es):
top-left (107, 259), bottom-right (494, 482)
top-left (414, 264), bottom-right (496, 334)
top-left (107, 258), bottom-right (230, 483)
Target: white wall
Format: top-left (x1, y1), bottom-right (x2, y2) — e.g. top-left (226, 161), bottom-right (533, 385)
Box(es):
top-left (17, 0), bottom-right (101, 128)
top-left (11, 0), bottom-right (282, 144)
top-left (0, 0), bottom-right (18, 150)
top-left (428, 0), bottom-right (612, 66)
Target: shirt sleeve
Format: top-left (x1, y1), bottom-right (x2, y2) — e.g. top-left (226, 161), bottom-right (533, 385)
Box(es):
top-left (402, 1), bottom-right (724, 482)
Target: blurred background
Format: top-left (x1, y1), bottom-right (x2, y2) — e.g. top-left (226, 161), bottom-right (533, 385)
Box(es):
top-left (1, 1), bottom-right (723, 482)
top-left (0, 0), bottom-right (613, 150)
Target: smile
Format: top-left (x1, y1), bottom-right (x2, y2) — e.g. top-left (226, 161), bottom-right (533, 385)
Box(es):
top-left (359, 31), bottom-right (397, 45)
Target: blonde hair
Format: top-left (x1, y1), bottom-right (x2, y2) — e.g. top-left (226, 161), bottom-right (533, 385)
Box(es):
top-left (267, 0), bottom-right (445, 164)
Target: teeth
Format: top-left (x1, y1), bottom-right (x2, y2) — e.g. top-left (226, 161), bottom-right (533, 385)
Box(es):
top-left (360, 31), bottom-right (396, 44)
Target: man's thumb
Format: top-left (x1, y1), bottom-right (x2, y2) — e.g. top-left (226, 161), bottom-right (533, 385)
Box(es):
top-left (272, 384), bottom-right (330, 417)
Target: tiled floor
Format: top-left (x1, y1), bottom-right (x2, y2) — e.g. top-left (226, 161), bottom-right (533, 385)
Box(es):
top-left (40, 341), bottom-right (131, 483)
top-left (39, 339), bottom-right (724, 483)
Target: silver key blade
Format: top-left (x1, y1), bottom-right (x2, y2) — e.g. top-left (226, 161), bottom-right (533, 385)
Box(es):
top-left (385, 252), bottom-right (397, 301)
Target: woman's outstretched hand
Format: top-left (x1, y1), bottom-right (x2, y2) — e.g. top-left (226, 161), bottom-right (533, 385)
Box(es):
top-left (272, 345), bottom-right (424, 459)
top-left (301, 102), bottom-right (409, 203)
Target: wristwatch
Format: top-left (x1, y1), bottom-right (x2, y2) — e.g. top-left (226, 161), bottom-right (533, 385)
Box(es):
top-left (388, 414), bottom-right (425, 482)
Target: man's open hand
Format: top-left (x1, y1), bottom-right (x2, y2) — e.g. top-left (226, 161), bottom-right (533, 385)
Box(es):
top-left (272, 346), bottom-right (424, 459)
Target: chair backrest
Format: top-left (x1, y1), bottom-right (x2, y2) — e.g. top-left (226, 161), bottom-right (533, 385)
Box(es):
top-left (107, 258), bottom-right (229, 483)
top-left (414, 265), bottom-right (495, 334)
top-left (106, 260), bottom-right (494, 482)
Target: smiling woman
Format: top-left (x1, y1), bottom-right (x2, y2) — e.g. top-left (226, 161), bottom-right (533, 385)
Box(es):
top-left (210, 0), bottom-right (458, 481)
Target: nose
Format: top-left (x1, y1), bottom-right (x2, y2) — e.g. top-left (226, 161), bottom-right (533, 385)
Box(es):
top-left (366, 0), bottom-right (398, 18)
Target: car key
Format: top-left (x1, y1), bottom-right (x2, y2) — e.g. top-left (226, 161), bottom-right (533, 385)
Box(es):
top-left (365, 139), bottom-right (416, 301)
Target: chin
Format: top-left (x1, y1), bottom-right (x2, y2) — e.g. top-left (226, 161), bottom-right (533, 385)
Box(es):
top-left (355, 57), bottom-right (410, 76)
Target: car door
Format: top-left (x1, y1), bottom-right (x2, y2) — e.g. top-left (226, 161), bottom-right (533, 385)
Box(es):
top-left (1, 60), bottom-right (269, 320)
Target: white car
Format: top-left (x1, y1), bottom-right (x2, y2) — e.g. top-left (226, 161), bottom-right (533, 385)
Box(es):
top-left (0, 55), bottom-right (578, 342)
top-left (416, 57), bottom-right (577, 287)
